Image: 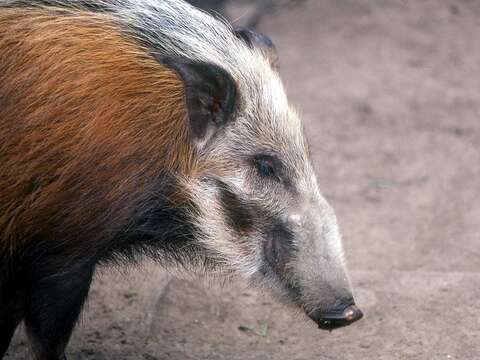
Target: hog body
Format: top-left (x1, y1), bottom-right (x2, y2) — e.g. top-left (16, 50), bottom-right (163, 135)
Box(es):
top-left (0, 1), bottom-right (361, 359)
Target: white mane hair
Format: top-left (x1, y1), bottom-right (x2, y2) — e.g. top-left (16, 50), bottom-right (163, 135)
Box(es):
top-left (0, 0), bottom-right (276, 101)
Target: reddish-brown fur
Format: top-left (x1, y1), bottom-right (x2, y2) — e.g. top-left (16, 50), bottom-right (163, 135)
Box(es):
top-left (0, 8), bottom-right (195, 252)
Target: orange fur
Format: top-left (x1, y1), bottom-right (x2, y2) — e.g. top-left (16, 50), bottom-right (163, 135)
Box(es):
top-left (0, 8), bottom-right (195, 251)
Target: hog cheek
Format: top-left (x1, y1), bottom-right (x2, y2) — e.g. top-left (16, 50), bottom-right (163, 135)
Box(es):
top-left (264, 222), bottom-right (295, 274)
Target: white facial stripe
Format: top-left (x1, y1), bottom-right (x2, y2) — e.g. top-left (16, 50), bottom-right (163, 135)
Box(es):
top-left (182, 177), bottom-right (261, 276)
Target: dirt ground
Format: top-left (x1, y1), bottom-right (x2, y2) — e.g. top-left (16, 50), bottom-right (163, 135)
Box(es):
top-left (5, 1), bottom-right (480, 359)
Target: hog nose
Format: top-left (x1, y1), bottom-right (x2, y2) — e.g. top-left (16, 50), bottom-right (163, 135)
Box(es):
top-left (308, 303), bottom-right (363, 330)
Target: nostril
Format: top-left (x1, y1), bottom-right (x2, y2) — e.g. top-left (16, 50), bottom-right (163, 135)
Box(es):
top-left (308, 304), bottom-right (363, 330)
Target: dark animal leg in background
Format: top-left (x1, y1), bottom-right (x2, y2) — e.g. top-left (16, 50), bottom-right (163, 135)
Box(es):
top-left (24, 262), bottom-right (95, 360)
top-left (0, 313), bottom-right (22, 359)
top-left (0, 268), bottom-right (24, 360)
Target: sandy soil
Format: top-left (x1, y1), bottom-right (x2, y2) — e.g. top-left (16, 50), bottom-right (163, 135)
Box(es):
top-left (5, 1), bottom-right (480, 359)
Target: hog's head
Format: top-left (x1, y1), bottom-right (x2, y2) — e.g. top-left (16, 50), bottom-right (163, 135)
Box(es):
top-left (162, 24), bottom-right (363, 330)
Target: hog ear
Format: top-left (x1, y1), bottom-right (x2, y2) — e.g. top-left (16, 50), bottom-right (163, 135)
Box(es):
top-left (161, 57), bottom-right (237, 148)
top-left (234, 27), bottom-right (279, 69)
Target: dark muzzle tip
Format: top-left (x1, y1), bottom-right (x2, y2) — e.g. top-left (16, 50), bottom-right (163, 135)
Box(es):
top-left (343, 304), bottom-right (363, 322)
top-left (310, 304), bottom-right (363, 331)
top-left (343, 305), bottom-right (363, 325)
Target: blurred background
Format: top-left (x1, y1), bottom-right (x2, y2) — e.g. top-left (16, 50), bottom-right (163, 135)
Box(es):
top-left (7, 0), bottom-right (480, 359)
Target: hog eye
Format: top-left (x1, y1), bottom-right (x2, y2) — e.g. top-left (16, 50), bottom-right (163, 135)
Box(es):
top-left (254, 155), bottom-right (278, 179)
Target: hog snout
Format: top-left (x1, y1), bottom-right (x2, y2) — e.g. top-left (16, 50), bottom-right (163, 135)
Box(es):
top-left (308, 299), bottom-right (363, 330)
